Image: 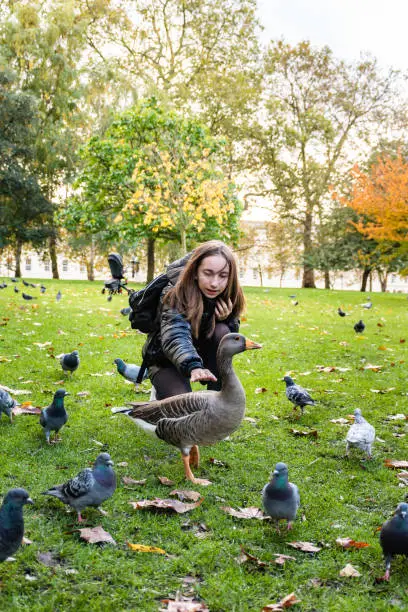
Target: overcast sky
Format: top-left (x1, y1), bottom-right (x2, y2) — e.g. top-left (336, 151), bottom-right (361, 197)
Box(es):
top-left (257, 0), bottom-right (408, 72)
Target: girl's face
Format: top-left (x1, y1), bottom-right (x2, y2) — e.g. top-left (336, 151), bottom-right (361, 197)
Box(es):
top-left (196, 254), bottom-right (230, 299)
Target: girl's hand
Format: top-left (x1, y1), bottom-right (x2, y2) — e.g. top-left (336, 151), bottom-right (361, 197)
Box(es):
top-left (215, 298), bottom-right (233, 321)
top-left (190, 368), bottom-right (217, 383)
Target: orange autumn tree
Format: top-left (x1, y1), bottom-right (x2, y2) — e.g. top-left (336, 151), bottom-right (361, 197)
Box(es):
top-left (347, 154), bottom-right (408, 244)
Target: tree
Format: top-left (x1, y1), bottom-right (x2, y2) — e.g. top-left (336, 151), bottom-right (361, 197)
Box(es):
top-left (250, 41), bottom-right (402, 288)
top-left (0, 70), bottom-right (54, 274)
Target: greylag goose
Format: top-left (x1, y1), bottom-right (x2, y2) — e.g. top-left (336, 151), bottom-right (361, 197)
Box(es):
top-left (114, 333), bottom-right (261, 485)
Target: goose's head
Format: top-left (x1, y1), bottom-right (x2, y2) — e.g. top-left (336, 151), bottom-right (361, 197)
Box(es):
top-left (218, 333), bottom-right (262, 358)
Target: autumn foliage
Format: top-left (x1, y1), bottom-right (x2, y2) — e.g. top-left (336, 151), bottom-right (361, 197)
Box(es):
top-left (346, 154), bottom-right (408, 243)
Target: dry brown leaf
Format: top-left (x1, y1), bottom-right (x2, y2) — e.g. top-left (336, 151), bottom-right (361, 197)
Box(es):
top-left (339, 563), bottom-right (361, 577)
top-left (272, 553), bottom-right (296, 565)
top-left (336, 537), bottom-right (370, 549)
top-left (255, 387), bottom-right (268, 394)
top-left (79, 525), bottom-right (116, 545)
top-left (330, 418), bottom-right (350, 424)
top-left (158, 476), bottom-right (175, 486)
top-left (122, 476), bottom-right (147, 486)
top-left (287, 541), bottom-right (321, 553)
top-left (290, 428), bottom-right (318, 438)
top-left (370, 388), bottom-right (395, 394)
top-left (237, 547), bottom-right (268, 567)
top-left (160, 595), bottom-right (209, 612)
top-left (262, 592), bottom-right (301, 611)
top-left (117, 461), bottom-right (128, 467)
top-left (385, 414), bottom-right (406, 420)
top-left (12, 404), bottom-right (41, 416)
top-left (77, 391), bottom-right (90, 397)
top-left (0, 385), bottom-right (31, 395)
top-left (170, 490), bottom-right (202, 502)
top-left (126, 542), bottom-right (166, 554)
top-left (384, 459), bottom-right (408, 469)
top-left (129, 497), bottom-right (203, 514)
top-left (362, 364), bottom-right (382, 371)
top-left (221, 506), bottom-right (268, 520)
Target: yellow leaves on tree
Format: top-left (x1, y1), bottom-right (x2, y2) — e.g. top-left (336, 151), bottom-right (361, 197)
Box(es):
top-left (347, 154), bottom-right (408, 243)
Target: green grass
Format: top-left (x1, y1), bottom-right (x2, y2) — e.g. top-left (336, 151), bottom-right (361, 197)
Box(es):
top-left (0, 279), bottom-right (407, 611)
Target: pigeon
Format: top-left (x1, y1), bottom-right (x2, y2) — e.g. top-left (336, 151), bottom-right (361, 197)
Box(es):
top-left (362, 298), bottom-right (372, 309)
top-left (107, 295), bottom-right (112, 302)
top-left (56, 290), bottom-right (62, 302)
top-left (354, 320), bottom-right (365, 333)
top-left (60, 350), bottom-right (80, 375)
top-left (337, 307), bottom-right (347, 317)
top-left (0, 388), bottom-right (16, 423)
top-left (0, 488), bottom-right (33, 562)
top-left (380, 502), bottom-right (408, 581)
top-left (42, 453), bottom-right (116, 522)
top-left (345, 409), bottom-right (375, 458)
top-left (40, 285), bottom-right (46, 293)
top-left (11, 278), bottom-right (18, 283)
top-left (14, 286), bottom-right (19, 293)
top-left (29, 283), bottom-right (37, 288)
top-left (40, 389), bottom-right (69, 444)
top-left (262, 462), bottom-right (300, 530)
top-left (0, 283), bottom-right (7, 289)
top-left (22, 280), bottom-right (30, 287)
top-left (22, 293), bottom-right (34, 300)
top-left (120, 307), bottom-right (131, 316)
top-left (292, 300), bottom-right (299, 306)
top-left (289, 295), bottom-right (296, 298)
top-left (113, 358), bottom-right (148, 385)
top-left (283, 376), bottom-right (315, 414)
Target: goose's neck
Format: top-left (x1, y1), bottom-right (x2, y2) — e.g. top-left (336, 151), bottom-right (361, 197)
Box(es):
top-left (219, 356), bottom-right (245, 400)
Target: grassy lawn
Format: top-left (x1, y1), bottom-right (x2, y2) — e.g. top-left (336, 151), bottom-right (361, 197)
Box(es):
top-left (0, 279), bottom-right (407, 611)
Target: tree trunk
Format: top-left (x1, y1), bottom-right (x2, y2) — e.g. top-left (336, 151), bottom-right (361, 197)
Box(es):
top-left (180, 227), bottom-right (187, 255)
top-left (49, 235), bottom-right (59, 279)
top-left (324, 270), bottom-right (330, 289)
top-left (14, 241), bottom-right (22, 277)
top-left (360, 267), bottom-right (371, 291)
top-left (147, 237), bottom-right (155, 282)
top-left (302, 210), bottom-right (316, 288)
top-left (87, 239), bottom-right (95, 281)
top-left (377, 270), bottom-right (388, 292)
top-left (258, 264), bottom-right (263, 287)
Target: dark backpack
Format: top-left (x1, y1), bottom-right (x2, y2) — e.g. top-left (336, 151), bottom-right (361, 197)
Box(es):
top-left (128, 272), bottom-right (169, 334)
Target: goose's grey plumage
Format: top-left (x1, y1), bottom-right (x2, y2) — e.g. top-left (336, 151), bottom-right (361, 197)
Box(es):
top-left (117, 333), bottom-right (261, 484)
top-left (346, 408), bottom-right (375, 458)
top-left (42, 453), bottom-right (116, 522)
top-left (262, 462), bottom-right (300, 530)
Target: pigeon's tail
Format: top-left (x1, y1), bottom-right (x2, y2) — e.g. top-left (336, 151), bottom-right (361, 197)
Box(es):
top-left (41, 487), bottom-right (67, 502)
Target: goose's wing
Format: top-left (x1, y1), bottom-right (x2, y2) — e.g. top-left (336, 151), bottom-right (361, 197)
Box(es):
top-left (127, 391), bottom-right (215, 424)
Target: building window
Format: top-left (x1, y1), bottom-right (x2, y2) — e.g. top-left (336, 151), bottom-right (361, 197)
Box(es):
top-left (391, 275), bottom-right (396, 283)
top-left (62, 260), bottom-right (68, 272)
top-left (252, 268), bottom-right (258, 280)
top-left (239, 268), bottom-right (244, 279)
top-left (44, 260), bottom-right (50, 271)
top-left (80, 263), bottom-right (86, 273)
top-left (25, 258), bottom-right (31, 271)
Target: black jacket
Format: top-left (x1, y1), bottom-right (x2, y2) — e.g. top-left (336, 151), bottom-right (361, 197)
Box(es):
top-left (142, 255), bottom-right (239, 378)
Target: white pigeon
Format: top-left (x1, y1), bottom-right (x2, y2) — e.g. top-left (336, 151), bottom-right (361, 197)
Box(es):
top-left (345, 409), bottom-right (375, 458)
top-left (362, 298), bottom-right (372, 309)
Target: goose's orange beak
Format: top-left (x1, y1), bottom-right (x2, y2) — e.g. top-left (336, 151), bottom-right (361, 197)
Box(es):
top-left (245, 338), bottom-right (262, 350)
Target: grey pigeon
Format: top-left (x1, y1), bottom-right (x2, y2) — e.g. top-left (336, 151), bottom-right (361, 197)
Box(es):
top-left (40, 389), bottom-right (69, 444)
top-left (107, 295), bottom-right (112, 302)
top-left (56, 290), bottom-right (62, 302)
top-left (40, 285), bottom-right (46, 293)
top-left (114, 358), bottom-right (148, 385)
top-left (345, 408), bottom-right (375, 458)
top-left (42, 453), bottom-right (116, 522)
top-left (283, 376), bottom-right (315, 414)
top-left (11, 278), bottom-right (17, 283)
top-left (29, 283), bottom-right (37, 288)
top-left (60, 350), bottom-right (80, 375)
top-left (338, 307), bottom-right (347, 317)
top-left (22, 293), bottom-right (34, 300)
top-left (0, 283), bottom-right (7, 289)
top-left (354, 320), bottom-right (365, 333)
top-left (14, 286), bottom-right (19, 293)
top-left (362, 298), bottom-right (372, 309)
top-left (0, 388), bottom-right (16, 423)
top-left (120, 307), bottom-right (131, 316)
top-left (262, 462), bottom-right (300, 530)
top-left (380, 502), bottom-right (408, 581)
top-left (0, 488), bottom-right (33, 562)
top-left (22, 280), bottom-right (30, 287)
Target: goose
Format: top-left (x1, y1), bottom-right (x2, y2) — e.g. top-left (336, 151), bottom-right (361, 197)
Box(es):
top-left (114, 333), bottom-right (261, 485)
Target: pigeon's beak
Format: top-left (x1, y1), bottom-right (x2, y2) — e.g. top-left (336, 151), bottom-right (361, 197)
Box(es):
top-left (107, 460), bottom-right (114, 466)
top-left (26, 498), bottom-right (34, 505)
top-left (273, 470), bottom-right (279, 477)
top-left (64, 391), bottom-right (70, 396)
top-left (401, 511), bottom-right (407, 519)
top-left (245, 339), bottom-right (262, 350)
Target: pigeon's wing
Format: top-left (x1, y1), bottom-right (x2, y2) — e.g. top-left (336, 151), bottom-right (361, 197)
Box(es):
top-left (290, 482), bottom-right (301, 508)
top-left (287, 385), bottom-right (314, 405)
top-left (127, 391), bottom-right (213, 424)
top-left (39, 409), bottom-right (47, 427)
top-left (61, 468), bottom-right (94, 500)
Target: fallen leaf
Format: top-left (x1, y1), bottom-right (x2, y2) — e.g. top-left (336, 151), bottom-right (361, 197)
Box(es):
top-left (37, 551), bottom-right (60, 567)
top-left (221, 506), bottom-right (269, 519)
top-left (122, 476), bottom-right (147, 486)
top-left (77, 391), bottom-right (90, 397)
top-left (336, 538), bottom-right (370, 549)
top-left (237, 547), bottom-right (268, 567)
top-left (160, 595), bottom-right (209, 611)
top-left (126, 542), bottom-right (166, 554)
top-left (158, 476), bottom-right (175, 486)
top-left (385, 414), bottom-right (406, 420)
top-left (290, 428), bottom-right (318, 438)
top-left (117, 462), bottom-right (128, 467)
top-left (362, 364), bottom-right (382, 371)
top-left (400, 339), bottom-right (406, 343)
top-left (272, 553), bottom-right (297, 565)
top-left (339, 563), bottom-right (361, 577)
top-left (12, 405), bottom-right (41, 416)
top-left (129, 498), bottom-right (203, 514)
top-left (384, 459), bottom-right (408, 469)
top-left (0, 385), bottom-right (31, 395)
top-left (330, 418), bottom-right (350, 424)
top-left (262, 592), bottom-right (301, 610)
top-left (170, 489), bottom-right (202, 502)
top-left (255, 387), bottom-right (268, 394)
top-left (22, 537), bottom-right (33, 545)
top-left (209, 457), bottom-right (228, 467)
top-left (370, 388), bottom-right (395, 394)
top-left (316, 365), bottom-right (336, 372)
top-left (79, 525), bottom-right (116, 545)
top-left (287, 541), bottom-right (321, 553)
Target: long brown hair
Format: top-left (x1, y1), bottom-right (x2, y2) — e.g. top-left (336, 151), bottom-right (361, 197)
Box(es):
top-left (164, 240), bottom-right (245, 339)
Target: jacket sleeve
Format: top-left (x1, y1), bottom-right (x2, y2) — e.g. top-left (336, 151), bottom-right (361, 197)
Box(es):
top-left (226, 316), bottom-right (240, 333)
top-left (160, 298), bottom-right (204, 378)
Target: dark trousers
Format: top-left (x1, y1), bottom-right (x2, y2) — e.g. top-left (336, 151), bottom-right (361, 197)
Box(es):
top-left (150, 323), bottom-right (230, 400)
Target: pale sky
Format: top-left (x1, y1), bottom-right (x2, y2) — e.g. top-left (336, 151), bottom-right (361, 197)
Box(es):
top-left (257, 0), bottom-right (408, 72)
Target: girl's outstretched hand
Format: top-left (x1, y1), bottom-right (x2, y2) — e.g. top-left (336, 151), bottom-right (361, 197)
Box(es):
top-left (190, 368), bottom-right (217, 383)
top-left (215, 298), bottom-right (232, 321)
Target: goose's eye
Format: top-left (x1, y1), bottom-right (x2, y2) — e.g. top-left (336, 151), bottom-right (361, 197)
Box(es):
top-left (234, 336), bottom-right (240, 341)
